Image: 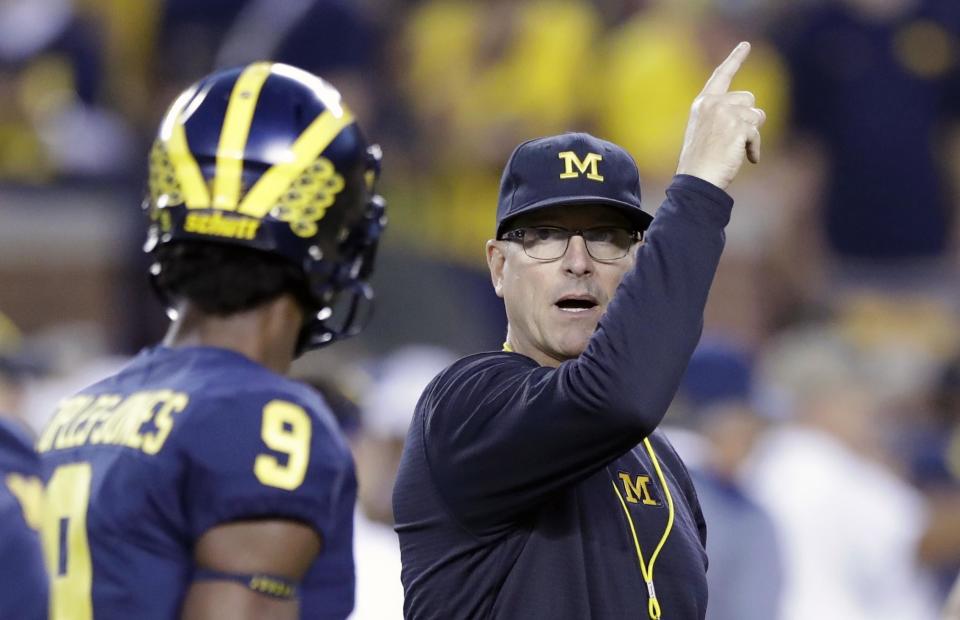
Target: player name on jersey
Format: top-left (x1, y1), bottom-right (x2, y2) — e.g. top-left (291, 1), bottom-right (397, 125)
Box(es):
top-left (36, 390), bottom-right (187, 455)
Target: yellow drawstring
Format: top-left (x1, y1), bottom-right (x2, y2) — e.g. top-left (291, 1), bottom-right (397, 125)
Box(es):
top-left (611, 437), bottom-right (675, 619)
top-left (501, 341), bottom-right (675, 617)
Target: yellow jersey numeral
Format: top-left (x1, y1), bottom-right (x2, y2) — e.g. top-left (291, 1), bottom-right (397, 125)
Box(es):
top-left (254, 400), bottom-right (312, 491)
top-left (42, 462), bottom-right (93, 620)
top-left (5, 473), bottom-right (44, 530)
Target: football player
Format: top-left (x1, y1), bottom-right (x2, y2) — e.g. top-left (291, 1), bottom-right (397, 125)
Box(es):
top-left (0, 311), bottom-right (47, 619)
top-left (36, 62), bottom-right (385, 619)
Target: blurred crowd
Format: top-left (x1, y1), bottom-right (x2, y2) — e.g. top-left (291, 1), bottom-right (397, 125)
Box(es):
top-left (3, 0), bottom-right (960, 618)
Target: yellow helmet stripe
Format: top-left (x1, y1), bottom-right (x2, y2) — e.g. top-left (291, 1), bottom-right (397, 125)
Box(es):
top-left (212, 62), bottom-right (273, 210)
top-left (238, 107), bottom-right (355, 218)
top-left (160, 85), bottom-right (210, 208)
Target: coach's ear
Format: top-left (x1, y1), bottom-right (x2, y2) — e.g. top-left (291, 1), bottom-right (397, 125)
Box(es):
top-left (486, 240), bottom-right (506, 299)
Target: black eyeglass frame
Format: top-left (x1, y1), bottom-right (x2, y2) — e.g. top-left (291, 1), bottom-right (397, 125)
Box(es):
top-left (500, 225), bottom-right (643, 262)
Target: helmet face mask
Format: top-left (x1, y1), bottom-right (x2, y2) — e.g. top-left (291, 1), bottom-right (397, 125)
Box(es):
top-left (144, 62), bottom-right (386, 354)
top-left (298, 163), bottom-right (386, 352)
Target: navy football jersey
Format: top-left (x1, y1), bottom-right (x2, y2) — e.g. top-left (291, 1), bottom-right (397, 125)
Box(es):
top-left (37, 346), bottom-right (357, 619)
top-left (0, 418), bottom-right (48, 619)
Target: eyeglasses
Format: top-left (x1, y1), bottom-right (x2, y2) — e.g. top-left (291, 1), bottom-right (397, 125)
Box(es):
top-left (501, 226), bottom-right (641, 261)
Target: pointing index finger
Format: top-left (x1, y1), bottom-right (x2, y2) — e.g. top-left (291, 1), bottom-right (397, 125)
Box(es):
top-left (701, 42), bottom-right (751, 95)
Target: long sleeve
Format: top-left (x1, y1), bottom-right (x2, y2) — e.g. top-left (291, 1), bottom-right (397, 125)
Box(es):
top-left (423, 174), bottom-right (733, 533)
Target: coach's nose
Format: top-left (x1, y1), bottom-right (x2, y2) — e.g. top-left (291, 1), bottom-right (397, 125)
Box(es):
top-left (562, 234), bottom-right (594, 277)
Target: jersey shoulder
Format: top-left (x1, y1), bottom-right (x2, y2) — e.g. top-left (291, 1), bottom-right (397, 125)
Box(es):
top-left (75, 346), bottom-right (349, 463)
top-left (162, 356), bottom-right (355, 540)
top-left (180, 362), bottom-right (349, 460)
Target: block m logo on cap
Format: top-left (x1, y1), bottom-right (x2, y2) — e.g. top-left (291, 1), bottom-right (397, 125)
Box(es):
top-left (558, 151), bottom-right (604, 182)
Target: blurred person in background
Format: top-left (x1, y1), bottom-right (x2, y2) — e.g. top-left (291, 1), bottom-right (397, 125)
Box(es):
top-left (593, 0), bottom-right (813, 350)
top-left (150, 0), bottom-right (382, 132)
top-left (350, 345), bottom-right (456, 619)
top-left (671, 339), bottom-right (782, 620)
top-left (837, 297), bottom-right (960, 606)
top-left (214, 0), bottom-right (381, 123)
top-left (745, 325), bottom-right (942, 620)
top-left (34, 62), bottom-right (386, 619)
top-left (947, 573), bottom-right (960, 619)
top-left (828, 274), bottom-right (960, 603)
top-left (909, 352), bottom-right (960, 492)
top-left (380, 0), bottom-right (609, 355)
top-left (770, 0), bottom-right (960, 291)
top-left (394, 0), bottom-right (603, 267)
top-left (302, 345), bottom-right (457, 619)
top-left (595, 0), bottom-right (789, 185)
top-left (0, 0), bottom-right (134, 182)
top-left (0, 311), bottom-right (43, 430)
top-left (19, 331), bottom-right (129, 436)
top-left (0, 311), bottom-right (48, 618)
top-left (900, 349), bottom-right (960, 599)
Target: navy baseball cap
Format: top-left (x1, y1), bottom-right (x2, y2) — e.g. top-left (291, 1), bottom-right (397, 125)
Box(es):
top-left (495, 132), bottom-right (653, 237)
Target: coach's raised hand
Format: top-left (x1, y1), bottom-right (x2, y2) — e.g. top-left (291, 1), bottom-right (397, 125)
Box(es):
top-left (676, 41), bottom-right (766, 190)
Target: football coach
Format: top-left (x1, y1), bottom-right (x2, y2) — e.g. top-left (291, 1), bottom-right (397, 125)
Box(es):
top-left (394, 42), bottom-right (765, 620)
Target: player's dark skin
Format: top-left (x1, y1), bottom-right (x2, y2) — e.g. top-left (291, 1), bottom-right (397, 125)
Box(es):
top-left (168, 294), bottom-right (322, 620)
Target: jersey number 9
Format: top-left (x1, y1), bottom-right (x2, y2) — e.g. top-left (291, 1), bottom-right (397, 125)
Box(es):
top-left (254, 400), bottom-right (312, 491)
top-left (39, 400), bottom-right (313, 618)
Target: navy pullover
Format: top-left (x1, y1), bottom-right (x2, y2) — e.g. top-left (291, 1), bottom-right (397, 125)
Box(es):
top-left (394, 175), bottom-right (733, 619)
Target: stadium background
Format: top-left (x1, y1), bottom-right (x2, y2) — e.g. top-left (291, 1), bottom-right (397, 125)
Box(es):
top-left (2, 0), bottom-right (960, 618)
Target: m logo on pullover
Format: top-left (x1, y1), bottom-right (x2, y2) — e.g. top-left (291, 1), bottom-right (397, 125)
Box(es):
top-left (618, 471), bottom-right (662, 506)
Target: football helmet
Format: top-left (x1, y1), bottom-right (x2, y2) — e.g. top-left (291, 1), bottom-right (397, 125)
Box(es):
top-left (143, 62), bottom-right (386, 351)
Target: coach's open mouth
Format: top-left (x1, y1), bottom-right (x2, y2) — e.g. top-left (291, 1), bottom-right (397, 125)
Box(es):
top-left (555, 295), bottom-right (599, 313)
